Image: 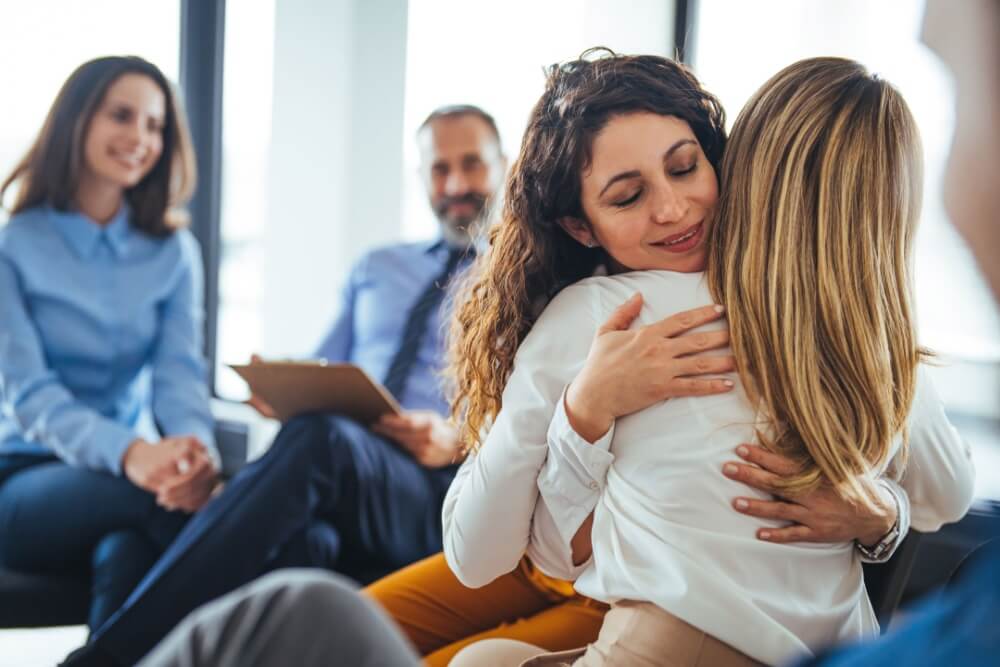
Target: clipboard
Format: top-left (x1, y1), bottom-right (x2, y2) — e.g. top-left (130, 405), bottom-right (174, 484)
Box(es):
top-left (228, 360), bottom-right (402, 424)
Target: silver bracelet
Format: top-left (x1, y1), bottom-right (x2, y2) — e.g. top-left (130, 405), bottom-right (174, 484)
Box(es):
top-left (855, 482), bottom-right (901, 561)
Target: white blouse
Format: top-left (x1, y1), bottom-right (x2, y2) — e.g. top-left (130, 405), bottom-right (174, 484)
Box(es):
top-left (441, 270), bottom-right (975, 666)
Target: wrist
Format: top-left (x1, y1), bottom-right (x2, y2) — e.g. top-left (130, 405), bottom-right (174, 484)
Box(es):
top-left (121, 438), bottom-right (149, 468)
top-left (858, 482), bottom-right (899, 548)
top-left (564, 382), bottom-right (613, 444)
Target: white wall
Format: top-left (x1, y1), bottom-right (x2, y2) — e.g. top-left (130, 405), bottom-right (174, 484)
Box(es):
top-left (262, 0), bottom-right (408, 357)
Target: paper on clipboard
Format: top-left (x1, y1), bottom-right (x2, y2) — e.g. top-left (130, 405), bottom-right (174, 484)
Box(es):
top-left (228, 360), bottom-right (402, 424)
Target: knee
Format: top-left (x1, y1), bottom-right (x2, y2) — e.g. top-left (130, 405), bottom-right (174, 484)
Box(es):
top-left (92, 530), bottom-right (157, 579)
top-left (268, 414), bottom-right (330, 460)
top-left (254, 569), bottom-right (361, 619)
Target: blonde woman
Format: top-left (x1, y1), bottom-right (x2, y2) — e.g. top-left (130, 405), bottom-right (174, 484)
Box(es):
top-left (444, 54), bottom-right (975, 666)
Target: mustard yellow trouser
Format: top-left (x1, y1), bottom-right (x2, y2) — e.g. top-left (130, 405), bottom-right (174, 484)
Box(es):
top-left (365, 553), bottom-right (607, 667)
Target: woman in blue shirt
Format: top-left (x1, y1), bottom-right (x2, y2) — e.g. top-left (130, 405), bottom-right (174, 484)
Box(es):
top-left (0, 56), bottom-right (218, 632)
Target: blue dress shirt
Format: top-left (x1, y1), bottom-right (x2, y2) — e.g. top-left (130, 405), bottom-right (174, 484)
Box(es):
top-left (0, 205), bottom-right (216, 475)
top-left (314, 239), bottom-right (470, 416)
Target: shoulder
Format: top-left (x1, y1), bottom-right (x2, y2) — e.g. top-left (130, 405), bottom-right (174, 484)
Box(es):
top-left (0, 207), bottom-right (53, 254)
top-left (543, 270), bottom-right (708, 324)
top-left (349, 239), bottom-right (435, 280)
top-left (364, 239), bottom-right (433, 264)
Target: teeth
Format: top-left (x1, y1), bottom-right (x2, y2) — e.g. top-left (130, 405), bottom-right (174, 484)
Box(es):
top-left (666, 227), bottom-right (697, 245)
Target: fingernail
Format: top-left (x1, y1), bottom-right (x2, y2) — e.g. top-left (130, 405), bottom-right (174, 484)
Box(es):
top-left (714, 305), bottom-right (725, 313)
top-left (759, 531), bottom-right (771, 540)
top-left (723, 463), bottom-right (738, 476)
top-left (723, 380), bottom-right (735, 387)
top-left (735, 498), bottom-right (749, 510)
top-left (736, 445), bottom-right (749, 458)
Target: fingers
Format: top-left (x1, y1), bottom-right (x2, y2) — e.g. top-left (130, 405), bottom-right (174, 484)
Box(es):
top-left (723, 461), bottom-right (785, 496)
top-left (669, 329), bottom-right (730, 356)
top-left (757, 525), bottom-right (816, 543)
top-left (667, 377), bottom-right (734, 397)
top-left (735, 444), bottom-right (802, 477)
top-left (649, 304), bottom-right (725, 338)
top-left (674, 355), bottom-right (736, 377)
top-left (246, 394), bottom-right (277, 419)
top-left (732, 497), bottom-right (808, 523)
top-left (597, 293), bottom-right (644, 334)
top-left (157, 460), bottom-right (216, 512)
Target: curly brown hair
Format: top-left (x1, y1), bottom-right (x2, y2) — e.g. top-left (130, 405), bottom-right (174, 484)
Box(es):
top-left (447, 48), bottom-right (727, 450)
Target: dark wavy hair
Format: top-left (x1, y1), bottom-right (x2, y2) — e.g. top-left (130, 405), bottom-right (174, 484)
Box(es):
top-left (0, 56), bottom-right (196, 236)
top-left (447, 48), bottom-right (727, 449)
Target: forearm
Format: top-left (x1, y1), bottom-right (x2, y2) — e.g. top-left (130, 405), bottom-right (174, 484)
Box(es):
top-left (442, 447), bottom-right (546, 588)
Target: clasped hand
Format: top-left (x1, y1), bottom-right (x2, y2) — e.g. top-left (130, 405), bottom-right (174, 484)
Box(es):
top-left (122, 436), bottom-right (219, 513)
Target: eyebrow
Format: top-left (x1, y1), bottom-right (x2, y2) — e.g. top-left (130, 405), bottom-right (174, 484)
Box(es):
top-left (598, 138), bottom-right (697, 198)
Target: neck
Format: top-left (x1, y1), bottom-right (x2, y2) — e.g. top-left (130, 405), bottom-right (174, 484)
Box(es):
top-left (75, 171), bottom-right (124, 225)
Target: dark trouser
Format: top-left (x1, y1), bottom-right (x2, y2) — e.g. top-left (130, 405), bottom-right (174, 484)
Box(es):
top-left (0, 454), bottom-right (188, 631)
top-left (90, 414), bottom-right (457, 666)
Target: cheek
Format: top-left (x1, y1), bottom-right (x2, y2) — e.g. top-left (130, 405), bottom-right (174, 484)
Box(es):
top-left (148, 135), bottom-right (165, 161)
top-left (82, 124), bottom-right (110, 169)
top-left (694, 169), bottom-right (720, 209)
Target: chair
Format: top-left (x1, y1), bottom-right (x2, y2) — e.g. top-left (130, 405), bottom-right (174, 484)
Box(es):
top-left (862, 531), bottom-right (923, 630)
top-left (0, 420), bottom-right (248, 629)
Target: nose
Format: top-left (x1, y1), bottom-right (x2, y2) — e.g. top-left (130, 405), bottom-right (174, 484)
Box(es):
top-left (444, 169), bottom-right (470, 197)
top-left (120, 120), bottom-right (144, 149)
top-left (651, 182), bottom-right (688, 225)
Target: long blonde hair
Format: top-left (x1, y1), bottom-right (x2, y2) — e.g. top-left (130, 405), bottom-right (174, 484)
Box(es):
top-left (706, 57), bottom-right (924, 508)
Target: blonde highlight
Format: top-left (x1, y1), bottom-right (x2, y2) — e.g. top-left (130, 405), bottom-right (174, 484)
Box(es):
top-left (706, 57), bottom-right (924, 509)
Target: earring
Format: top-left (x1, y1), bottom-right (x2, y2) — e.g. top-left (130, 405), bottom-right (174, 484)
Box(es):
top-left (587, 240), bottom-right (597, 248)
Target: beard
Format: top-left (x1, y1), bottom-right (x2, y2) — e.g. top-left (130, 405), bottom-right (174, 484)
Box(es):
top-left (434, 192), bottom-right (489, 229)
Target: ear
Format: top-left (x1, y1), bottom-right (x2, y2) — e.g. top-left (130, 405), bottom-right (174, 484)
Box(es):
top-left (557, 216), bottom-right (598, 248)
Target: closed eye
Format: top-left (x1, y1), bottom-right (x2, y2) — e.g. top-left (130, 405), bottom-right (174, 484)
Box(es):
top-left (670, 162), bottom-right (697, 177)
top-left (613, 189), bottom-right (642, 208)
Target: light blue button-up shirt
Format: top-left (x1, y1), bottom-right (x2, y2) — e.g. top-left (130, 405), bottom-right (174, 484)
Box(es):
top-left (314, 239), bottom-right (471, 416)
top-left (0, 205), bottom-right (216, 474)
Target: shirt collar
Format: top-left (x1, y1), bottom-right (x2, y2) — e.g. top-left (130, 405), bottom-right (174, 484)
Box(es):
top-left (427, 236), bottom-right (478, 263)
top-left (49, 204), bottom-right (132, 259)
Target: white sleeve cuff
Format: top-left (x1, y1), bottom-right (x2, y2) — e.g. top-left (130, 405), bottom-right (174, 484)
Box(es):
top-left (536, 388), bottom-right (615, 546)
top-left (858, 478), bottom-right (911, 563)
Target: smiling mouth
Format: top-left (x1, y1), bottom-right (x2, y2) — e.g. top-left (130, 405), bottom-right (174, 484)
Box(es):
top-left (652, 222), bottom-right (704, 252)
top-left (110, 150), bottom-right (146, 169)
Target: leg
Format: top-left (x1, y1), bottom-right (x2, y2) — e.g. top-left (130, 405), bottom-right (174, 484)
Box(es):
top-left (366, 553), bottom-right (560, 659)
top-left (138, 569), bottom-right (420, 667)
top-left (90, 531), bottom-right (159, 632)
top-left (0, 460), bottom-right (186, 632)
top-left (423, 597), bottom-right (606, 667)
top-left (90, 414), bottom-right (451, 665)
top-left (311, 416), bottom-right (456, 577)
top-left (449, 639), bottom-right (550, 667)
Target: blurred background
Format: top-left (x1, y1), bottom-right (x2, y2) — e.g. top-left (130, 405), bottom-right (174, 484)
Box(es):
top-left (0, 1), bottom-right (996, 661)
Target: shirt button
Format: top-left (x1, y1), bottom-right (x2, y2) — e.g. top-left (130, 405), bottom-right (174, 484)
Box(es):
top-left (588, 481), bottom-right (599, 491)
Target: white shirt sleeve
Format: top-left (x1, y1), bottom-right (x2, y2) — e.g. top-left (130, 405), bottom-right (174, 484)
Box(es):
top-left (527, 391), bottom-right (615, 580)
top-left (441, 283), bottom-right (601, 588)
top-left (895, 364), bottom-right (976, 532)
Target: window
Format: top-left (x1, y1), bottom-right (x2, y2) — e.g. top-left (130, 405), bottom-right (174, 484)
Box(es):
top-left (214, 0), bottom-right (277, 399)
top-left (0, 1), bottom-right (181, 214)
